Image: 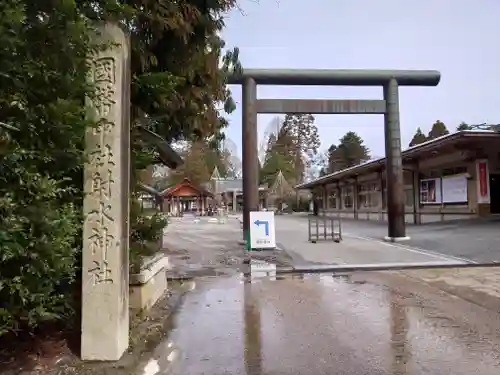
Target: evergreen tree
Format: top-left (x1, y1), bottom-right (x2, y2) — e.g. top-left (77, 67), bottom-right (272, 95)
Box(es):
top-left (427, 120), bottom-right (449, 140)
top-left (457, 122), bottom-right (473, 131)
top-left (204, 145), bottom-right (234, 179)
top-left (326, 132), bottom-right (370, 172)
top-left (409, 127), bottom-right (427, 147)
top-left (168, 141), bottom-right (211, 187)
top-left (280, 113), bottom-right (320, 183)
top-left (268, 170), bottom-right (295, 209)
top-left (326, 144), bottom-right (345, 172)
top-left (259, 128), bottom-right (296, 186)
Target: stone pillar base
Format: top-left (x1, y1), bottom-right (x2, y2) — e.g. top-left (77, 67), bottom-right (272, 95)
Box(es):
top-left (383, 236), bottom-right (411, 243)
top-left (130, 254), bottom-right (169, 312)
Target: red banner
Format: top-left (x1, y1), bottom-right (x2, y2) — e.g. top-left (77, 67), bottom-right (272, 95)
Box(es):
top-left (478, 161), bottom-right (488, 197)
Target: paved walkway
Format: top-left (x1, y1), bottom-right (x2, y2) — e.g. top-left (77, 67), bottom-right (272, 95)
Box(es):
top-left (288, 213), bottom-right (500, 263)
top-left (273, 215), bottom-right (500, 314)
top-left (401, 267), bottom-right (500, 312)
top-left (136, 272), bottom-right (500, 375)
top-left (162, 215), bottom-right (295, 278)
top-left (161, 213), bottom-right (500, 314)
top-left (274, 215), bottom-right (468, 266)
top-left (148, 214), bottom-right (500, 375)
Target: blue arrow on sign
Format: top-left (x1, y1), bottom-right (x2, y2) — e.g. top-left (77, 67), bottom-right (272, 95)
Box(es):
top-left (254, 220), bottom-right (269, 236)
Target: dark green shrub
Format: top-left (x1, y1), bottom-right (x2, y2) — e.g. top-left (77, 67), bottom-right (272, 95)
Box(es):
top-left (0, 152), bottom-right (81, 336)
top-left (129, 199), bottom-right (168, 273)
top-left (0, 0), bottom-right (92, 336)
top-left (289, 197), bottom-right (310, 212)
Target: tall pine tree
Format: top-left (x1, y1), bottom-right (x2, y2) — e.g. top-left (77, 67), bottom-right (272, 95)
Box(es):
top-left (409, 127), bottom-right (427, 147)
top-left (427, 120), bottom-right (449, 140)
top-left (260, 127), bottom-right (296, 186)
top-left (325, 132), bottom-right (370, 173)
top-left (280, 114), bottom-right (320, 183)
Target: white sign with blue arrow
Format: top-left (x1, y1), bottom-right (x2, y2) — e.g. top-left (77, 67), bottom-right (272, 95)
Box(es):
top-left (249, 211), bottom-right (276, 249)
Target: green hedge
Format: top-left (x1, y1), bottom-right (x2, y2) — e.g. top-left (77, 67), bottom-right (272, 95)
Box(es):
top-left (129, 199), bottom-right (168, 273)
top-left (0, 0), bottom-right (235, 338)
top-left (0, 152), bottom-right (81, 336)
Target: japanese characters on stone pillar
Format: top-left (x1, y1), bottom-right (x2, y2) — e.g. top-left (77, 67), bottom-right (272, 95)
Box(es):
top-left (81, 23), bottom-right (131, 361)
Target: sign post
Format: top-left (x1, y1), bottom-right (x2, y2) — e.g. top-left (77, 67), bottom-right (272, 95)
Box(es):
top-left (249, 211), bottom-right (276, 250)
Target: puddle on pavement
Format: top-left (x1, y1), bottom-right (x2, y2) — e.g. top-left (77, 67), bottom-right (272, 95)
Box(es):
top-left (138, 273), bottom-right (500, 375)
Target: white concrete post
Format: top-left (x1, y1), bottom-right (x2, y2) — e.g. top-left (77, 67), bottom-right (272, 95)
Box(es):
top-left (82, 23), bottom-right (130, 361)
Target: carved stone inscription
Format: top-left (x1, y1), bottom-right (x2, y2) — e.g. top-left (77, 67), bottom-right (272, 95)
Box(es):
top-left (81, 22), bottom-right (130, 362)
top-left (93, 57), bottom-right (116, 117)
top-left (85, 56), bottom-right (119, 286)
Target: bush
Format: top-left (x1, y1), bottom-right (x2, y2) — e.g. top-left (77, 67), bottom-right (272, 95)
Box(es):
top-left (0, 0), bottom-right (237, 340)
top-left (0, 0), bottom-right (92, 336)
top-left (0, 152), bottom-right (81, 336)
top-left (129, 199), bottom-right (168, 273)
top-left (289, 197), bottom-right (310, 212)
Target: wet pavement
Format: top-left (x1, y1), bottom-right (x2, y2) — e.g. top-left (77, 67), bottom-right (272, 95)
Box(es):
top-left (274, 215), bottom-right (471, 267)
top-left (141, 213), bottom-right (500, 375)
top-left (283, 214), bottom-right (500, 263)
top-left (137, 273), bottom-right (500, 375)
top-left (162, 215), bottom-right (295, 279)
top-left (162, 214), bottom-right (476, 277)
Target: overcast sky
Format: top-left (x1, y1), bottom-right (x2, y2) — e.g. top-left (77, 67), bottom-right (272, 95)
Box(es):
top-left (220, 0), bottom-right (499, 159)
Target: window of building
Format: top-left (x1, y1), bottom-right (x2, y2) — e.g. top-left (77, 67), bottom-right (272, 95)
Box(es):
top-left (357, 182), bottom-right (380, 208)
top-left (357, 185), bottom-right (367, 208)
top-left (420, 178), bottom-right (441, 204)
top-left (343, 185), bottom-right (354, 209)
top-left (405, 188), bottom-right (414, 207)
top-left (370, 185), bottom-right (380, 208)
top-left (327, 189), bottom-right (337, 209)
top-left (381, 180), bottom-right (387, 209)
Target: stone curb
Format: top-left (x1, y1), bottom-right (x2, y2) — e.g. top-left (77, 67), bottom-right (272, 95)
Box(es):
top-left (273, 262), bottom-right (500, 275)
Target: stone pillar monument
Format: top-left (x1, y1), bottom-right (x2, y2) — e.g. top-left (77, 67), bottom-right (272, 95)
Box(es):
top-left (81, 23), bottom-right (131, 361)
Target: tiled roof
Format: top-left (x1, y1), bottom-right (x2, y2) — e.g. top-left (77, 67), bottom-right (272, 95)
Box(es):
top-left (297, 130), bottom-right (500, 189)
